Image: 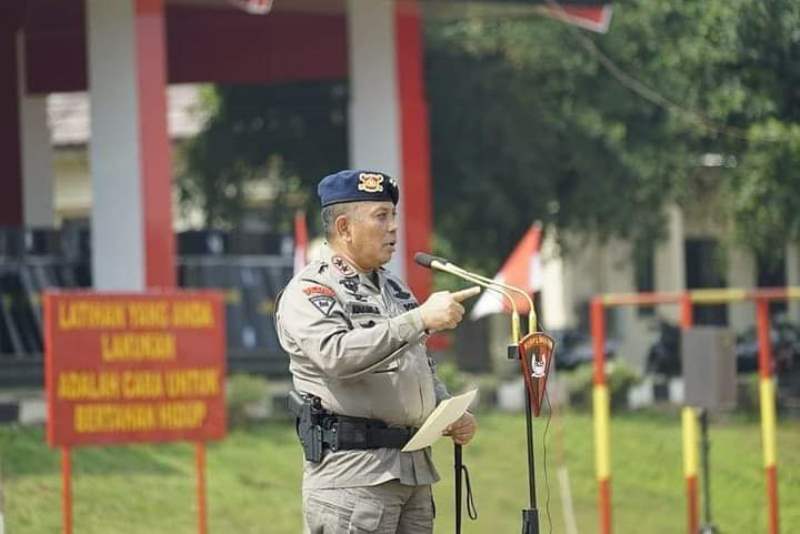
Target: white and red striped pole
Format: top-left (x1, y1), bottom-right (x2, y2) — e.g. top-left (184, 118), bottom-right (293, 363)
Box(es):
top-left (293, 210), bottom-right (308, 276)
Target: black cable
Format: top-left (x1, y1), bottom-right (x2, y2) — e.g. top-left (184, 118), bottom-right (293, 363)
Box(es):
top-left (543, 390), bottom-right (553, 534)
top-left (462, 463), bottom-right (478, 520)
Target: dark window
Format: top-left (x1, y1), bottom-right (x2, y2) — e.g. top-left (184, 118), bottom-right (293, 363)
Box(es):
top-left (685, 239), bottom-right (727, 325)
top-left (634, 241), bottom-right (655, 316)
top-left (757, 251), bottom-right (787, 316)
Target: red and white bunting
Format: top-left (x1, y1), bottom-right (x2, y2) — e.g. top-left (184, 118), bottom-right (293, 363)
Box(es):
top-left (228, 0), bottom-right (274, 15)
top-left (539, 4), bottom-right (613, 34)
top-left (471, 223), bottom-right (543, 319)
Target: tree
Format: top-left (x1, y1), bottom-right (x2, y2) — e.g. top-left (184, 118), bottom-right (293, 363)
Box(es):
top-left (181, 0), bottom-right (800, 270)
top-left (178, 82), bottom-right (348, 232)
top-left (426, 0), bottom-right (800, 270)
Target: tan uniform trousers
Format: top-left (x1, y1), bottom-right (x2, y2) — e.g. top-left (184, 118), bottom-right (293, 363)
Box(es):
top-left (303, 480), bottom-right (434, 534)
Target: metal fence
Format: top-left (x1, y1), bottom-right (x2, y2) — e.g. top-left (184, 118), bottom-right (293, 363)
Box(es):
top-left (0, 228), bottom-right (294, 386)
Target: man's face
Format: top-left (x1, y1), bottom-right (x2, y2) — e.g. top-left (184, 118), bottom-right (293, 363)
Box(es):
top-left (345, 201), bottom-right (398, 270)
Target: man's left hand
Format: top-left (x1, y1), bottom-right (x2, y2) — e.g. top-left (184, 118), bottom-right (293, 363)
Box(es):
top-left (444, 412), bottom-right (477, 445)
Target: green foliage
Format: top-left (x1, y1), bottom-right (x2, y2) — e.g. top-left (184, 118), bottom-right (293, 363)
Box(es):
top-left (181, 0), bottom-right (800, 268)
top-left (436, 359), bottom-right (469, 395)
top-left (3, 414), bottom-right (800, 533)
top-left (226, 373), bottom-right (270, 428)
top-left (426, 0), bottom-right (800, 270)
top-left (565, 361), bottom-right (640, 410)
top-left (605, 361), bottom-right (642, 408)
top-left (737, 372), bottom-right (762, 418)
top-left (179, 81), bottom-right (348, 231)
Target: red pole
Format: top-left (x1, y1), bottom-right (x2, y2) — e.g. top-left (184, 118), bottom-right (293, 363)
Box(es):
top-left (679, 293), bottom-right (698, 534)
top-left (756, 299), bottom-right (773, 380)
top-left (61, 446), bottom-right (72, 534)
top-left (679, 293), bottom-right (693, 329)
top-left (756, 299), bottom-right (780, 534)
top-left (591, 298), bottom-right (607, 386)
top-left (196, 442), bottom-right (207, 534)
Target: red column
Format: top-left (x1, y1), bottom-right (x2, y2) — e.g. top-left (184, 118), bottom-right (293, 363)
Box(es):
top-left (394, 1), bottom-right (432, 300)
top-left (0, 9), bottom-right (24, 225)
top-left (136, 0), bottom-right (176, 288)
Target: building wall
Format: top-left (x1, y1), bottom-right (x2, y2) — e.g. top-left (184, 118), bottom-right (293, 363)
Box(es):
top-left (539, 199), bottom-right (800, 374)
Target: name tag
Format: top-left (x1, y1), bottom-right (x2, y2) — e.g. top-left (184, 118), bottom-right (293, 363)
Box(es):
top-left (347, 302), bottom-right (381, 316)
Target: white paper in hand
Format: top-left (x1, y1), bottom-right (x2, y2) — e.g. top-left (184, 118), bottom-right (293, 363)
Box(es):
top-left (401, 389), bottom-right (477, 452)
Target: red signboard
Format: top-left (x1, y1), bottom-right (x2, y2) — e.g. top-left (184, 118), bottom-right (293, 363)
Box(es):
top-left (44, 291), bottom-right (227, 447)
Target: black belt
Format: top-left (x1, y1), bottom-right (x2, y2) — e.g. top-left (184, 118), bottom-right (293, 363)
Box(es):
top-left (320, 414), bottom-right (417, 452)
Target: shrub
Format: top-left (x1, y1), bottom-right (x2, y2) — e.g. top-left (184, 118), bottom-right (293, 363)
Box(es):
top-left (227, 373), bottom-right (269, 428)
top-left (565, 361), bottom-right (641, 411)
top-left (436, 360), bottom-right (468, 395)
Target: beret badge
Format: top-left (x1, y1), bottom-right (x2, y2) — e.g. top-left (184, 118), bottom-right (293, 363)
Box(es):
top-left (358, 173), bottom-right (384, 193)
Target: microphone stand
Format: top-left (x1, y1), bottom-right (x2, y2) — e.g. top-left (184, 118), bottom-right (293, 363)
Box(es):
top-left (438, 261), bottom-right (541, 534)
top-left (424, 260), bottom-right (521, 534)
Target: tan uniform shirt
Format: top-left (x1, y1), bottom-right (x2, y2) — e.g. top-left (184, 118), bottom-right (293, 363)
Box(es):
top-left (276, 246), bottom-right (449, 489)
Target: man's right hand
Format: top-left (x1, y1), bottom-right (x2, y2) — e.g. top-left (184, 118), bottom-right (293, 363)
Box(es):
top-left (418, 286), bottom-right (481, 332)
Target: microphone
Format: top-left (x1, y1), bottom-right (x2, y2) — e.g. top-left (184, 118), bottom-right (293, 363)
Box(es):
top-left (415, 252), bottom-right (521, 344)
top-left (437, 258), bottom-right (538, 334)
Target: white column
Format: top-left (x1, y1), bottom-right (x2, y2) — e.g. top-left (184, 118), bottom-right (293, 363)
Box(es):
top-left (787, 242), bottom-right (800, 322)
top-left (17, 31), bottom-right (55, 227)
top-left (346, 0), bottom-right (405, 278)
top-left (727, 246), bottom-right (756, 332)
top-left (655, 205), bottom-right (686, 322)
top-left (86, 0), bottom-right (144, 290)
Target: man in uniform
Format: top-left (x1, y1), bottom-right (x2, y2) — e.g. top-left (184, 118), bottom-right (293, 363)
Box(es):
top-left (276, 169), bottom-right (478, 533)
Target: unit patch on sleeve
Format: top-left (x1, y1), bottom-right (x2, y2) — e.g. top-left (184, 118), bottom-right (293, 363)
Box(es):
top-left (303, 285), bottom-right (336, 297)
top-left (308, 295), bottom-right (337, 316)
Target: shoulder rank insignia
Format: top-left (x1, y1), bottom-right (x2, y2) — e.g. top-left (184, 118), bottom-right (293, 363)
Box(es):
top-left (331, 255), bottom-right (356, 277)
top-left (358, 173), bottom-right (384, 193)
top-left (308, 295), bottom-right (336, 316)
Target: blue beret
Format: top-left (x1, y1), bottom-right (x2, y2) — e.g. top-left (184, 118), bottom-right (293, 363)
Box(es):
top-left (317, 170), bottom-right (399, 207)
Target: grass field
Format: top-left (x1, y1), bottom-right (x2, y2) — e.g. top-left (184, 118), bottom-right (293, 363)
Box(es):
top-left (1, 410), bottom-right (798, 533)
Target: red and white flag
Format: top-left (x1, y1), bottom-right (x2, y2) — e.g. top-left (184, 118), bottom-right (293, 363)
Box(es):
top-left (228, 0), bottom-right (274, 15)
top-left (470, 223), bottom-right (543, 319)
top-left (538, 3), bottom-right (613, 33)
top-left (293, 210), bottom-right (308, 276)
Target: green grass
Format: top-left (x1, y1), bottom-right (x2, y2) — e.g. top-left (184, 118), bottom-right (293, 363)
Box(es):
top-left (1, 411), bottom-right (798, 533)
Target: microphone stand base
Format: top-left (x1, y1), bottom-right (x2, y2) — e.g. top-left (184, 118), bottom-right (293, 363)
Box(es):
top-left (521, 509), bottom-right (539, 534)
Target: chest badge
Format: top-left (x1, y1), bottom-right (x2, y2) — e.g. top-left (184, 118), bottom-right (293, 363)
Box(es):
top-left (386, 278), bottom-right (412, 300)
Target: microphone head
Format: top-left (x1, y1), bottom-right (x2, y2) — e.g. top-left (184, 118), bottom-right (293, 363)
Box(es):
top-left (414, 252), bottom-right (435, 268)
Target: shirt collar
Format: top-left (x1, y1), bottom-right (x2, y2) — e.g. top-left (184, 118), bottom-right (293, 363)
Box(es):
top-left (321, 243), bottom-right (384, 291)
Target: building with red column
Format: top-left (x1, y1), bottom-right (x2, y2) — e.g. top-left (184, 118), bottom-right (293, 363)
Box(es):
top-left (1, 0), bottom-right (436, 297)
